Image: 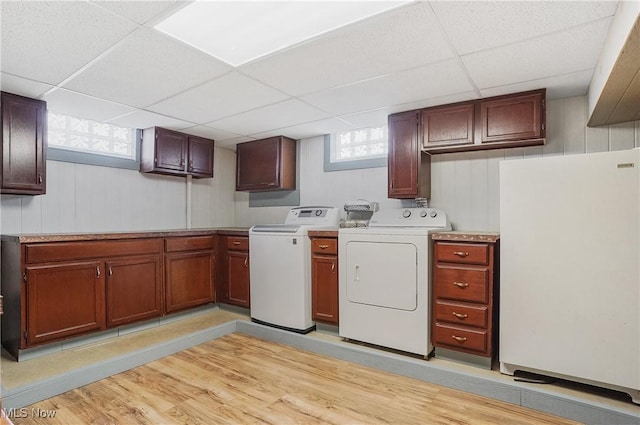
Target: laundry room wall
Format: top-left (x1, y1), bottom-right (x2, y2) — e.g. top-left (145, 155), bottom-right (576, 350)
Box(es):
top-left (0, 146), bottom-right (236, 234)
top-left (233, 95), bottom-right (640, 231)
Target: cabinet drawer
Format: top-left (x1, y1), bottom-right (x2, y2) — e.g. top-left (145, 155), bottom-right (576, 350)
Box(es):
top-left (435, 300), bottom-right (488, 328)
top-left (311, 238), bottom-right (337, 255)
top-left (165, 236), bottom-right (215, 253)
top-left (434, 323), bottom-right (488, 355)
top-left (435, 265), bottom-right (488, 303)
top-left (25, 239), bottom-right (162, 263)
top-left (227, 236), bottom-right (249, 251)
top-left (435, 242), bottom-right (488, 265)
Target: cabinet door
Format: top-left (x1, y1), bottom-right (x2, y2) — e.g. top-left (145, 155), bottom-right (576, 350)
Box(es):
top-left (236, 137), bottom-right (280, 191)
top-left (235, 136), bottom-right (296, 191)
top-left (1, 92), bottom-right (46, 195)
top-left (187, 136), bottom-right (214, 178)
top-left (227, 251), bottom-right (250, 307)
top-left (388, 111), bottom-right (426, 199)
top-left (312, 254), bottom-right (338, 324)
top-left (25, 261), bottom-right (105, 346)
top-left (165, 251), bottom-right (215, 313)
top-left (422, 103), bottom-right (474, 149)
top-left (155, 127), bottom-right (187, 173)
top-left (480, 91), bottom-right (544, 143)
top-left (106, 255), bottom-right (162, 327)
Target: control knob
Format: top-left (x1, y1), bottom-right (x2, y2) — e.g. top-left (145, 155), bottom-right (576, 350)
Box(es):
top-left (420, 210), bottom-right (428, 218)
top-left (402, 209), bottom-right (412, 218)
top-left (430, 211), bottom-right (438, 218)
top-left (315, 210), bottom-right (322, 216)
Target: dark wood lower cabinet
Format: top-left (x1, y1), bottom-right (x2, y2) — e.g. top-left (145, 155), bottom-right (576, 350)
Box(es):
top-left (310, 235), bottom-right (339, 325)
top-left (106, 255), bottom-right (162, 327)
top-left (227, 250), bottom-right (250, 307)
top-left (165, 251), bottom-right (215, 313)
top-left (1, 233), bottom-right (225, 359)
top-left (25, 261), bottom-right (105, 346)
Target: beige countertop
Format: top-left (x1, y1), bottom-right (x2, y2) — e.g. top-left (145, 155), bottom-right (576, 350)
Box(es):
top-left (431, 231), bottom-right (500, 243)
top-left (307, 230), bottom-right (338, 238)
top-left (1, 227), bottom-right (250, 243)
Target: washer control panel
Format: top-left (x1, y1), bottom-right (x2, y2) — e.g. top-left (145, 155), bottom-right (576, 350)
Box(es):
top-left (369, 208), bottom-right (448, 228)
top-left (285, 206), bottom-right (340, 227)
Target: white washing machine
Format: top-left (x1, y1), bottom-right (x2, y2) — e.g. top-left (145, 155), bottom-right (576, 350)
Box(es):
top-left (339, 207), bottom-right (450, 356)
top-left (250, 206), bottom-right (339, 333)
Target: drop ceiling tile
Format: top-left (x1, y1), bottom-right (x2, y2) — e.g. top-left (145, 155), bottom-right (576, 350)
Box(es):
top-left (432, 1), bottom-right (618, 55)
top-left (147, 71), bottom-right (290, 123)
top-left (63, 28), bottom-right (232, 109)
top-left (462, 18), bottom-right (613, 90)
top-left (337, 91), bottom-right (481, 128)
top-left (240, 2), bottom-right (454, 96)
top-left (479, 69), bottom-right (595, 100)
top-left (215, 136), bottom-right (257, 150)
top-left (207, 99), bottom-right (330, 136)
top-left (339, 109), bottom-right (391, 129)
top-left (0, 1), bottom-right (136, 85)
top-left (388, 91), bottom-right (480, 113)
top-left (251, 117), bottom-right (357, 141)
top-left (91, 1), bottom-right (183, 25)
top-left (178, 125), bottom-right (243, 142)
top-left (301, 59), bottom-right (474, 116)
top-left (43, 89), bottom-right (136, 123)
top-left (106, 110), bottom-right (194, 130)
top-left (0, 73), bottom-right (53, 99)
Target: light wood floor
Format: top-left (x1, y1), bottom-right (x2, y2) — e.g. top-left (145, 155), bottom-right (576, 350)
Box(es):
top-left (14, 333), bottom-right (580, 425)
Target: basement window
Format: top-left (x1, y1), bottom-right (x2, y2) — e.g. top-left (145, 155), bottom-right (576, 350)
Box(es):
top-left (47, 112), bottom-right (140, 169)
top-left (324, 126), bottom-right (388, 171)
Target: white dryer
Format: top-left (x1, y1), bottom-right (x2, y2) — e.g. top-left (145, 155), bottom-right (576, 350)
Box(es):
top-left (338, 207), bottom-right (450, 356)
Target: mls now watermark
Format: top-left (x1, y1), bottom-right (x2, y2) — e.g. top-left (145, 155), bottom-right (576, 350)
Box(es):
top-left (2, 407), bottom-right (57, 419)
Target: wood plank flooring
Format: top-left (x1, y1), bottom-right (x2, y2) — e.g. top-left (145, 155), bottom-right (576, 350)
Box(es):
top-left (14, 333), bottom-right (580, 425)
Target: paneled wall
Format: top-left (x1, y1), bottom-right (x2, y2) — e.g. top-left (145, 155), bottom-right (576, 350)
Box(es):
top-left (2, 95), bottom-right (638, 234)
top-left (234, 95), bottom-right (640, 231)
top-left (0, 147), bottom-right (236, 234)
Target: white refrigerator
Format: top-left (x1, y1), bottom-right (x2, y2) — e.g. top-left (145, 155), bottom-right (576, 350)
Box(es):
top-left (499, 148), bottom-right (639, 404)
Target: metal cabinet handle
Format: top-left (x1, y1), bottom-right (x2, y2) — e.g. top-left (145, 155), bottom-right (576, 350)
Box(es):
top-left (244, 257), bottom-right (248, 268)
top-left (233, 241), bottom-right (241, 245)
top-left (453, 251), bottom-right (469, 257)
top-left (452, 312), bottom-right (468, 319)
top-left (452, 335), bottom-right (467, 342)
top-left (318, 244), bottom-right (329, 249)
top-left (188, 159), bottom-right (193, 170)
top-left (331, 261), bottom-right (335, 272)
top-left (453, 282), bottom-right (469, 288)
top-left (96, 266), bottom-right (101, 278)
top-left (38, 174), bottom-right (43, 184)
top-left (108, 267), bottom-right (113, 277)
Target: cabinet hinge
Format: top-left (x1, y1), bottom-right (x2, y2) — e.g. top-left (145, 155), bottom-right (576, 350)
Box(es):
top-left (24, 330), bottom-right (28, 340)
top-left (23, 272), bottom-right (27, 283)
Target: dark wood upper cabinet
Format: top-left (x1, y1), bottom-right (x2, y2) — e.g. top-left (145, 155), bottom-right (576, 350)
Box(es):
top-left (420, 89), bottom-right (546, 154)
top-left (422, 102), bottom-right (474, 149)
top-left (236, 136), bottom-right (296, 192)
top-left (479, 90), bottom-right (545, 144)
top-left (388, 110), bottom-right (431, 199)
top-left (141, 127), bottom-right (214, 178)
top-left (1, 91), bottom-right (47, 195)
top-left (188, 135), bottom-right (215, 177)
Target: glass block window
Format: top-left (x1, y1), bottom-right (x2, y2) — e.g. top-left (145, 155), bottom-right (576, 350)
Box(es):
top-left (331, 126), bottom-right (388, 163)
top-left (48, 112), bottom-right (136, 160)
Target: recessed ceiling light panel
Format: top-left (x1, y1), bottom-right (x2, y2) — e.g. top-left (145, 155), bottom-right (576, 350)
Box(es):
top-left (155, 1), bottom-right (411, 66)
